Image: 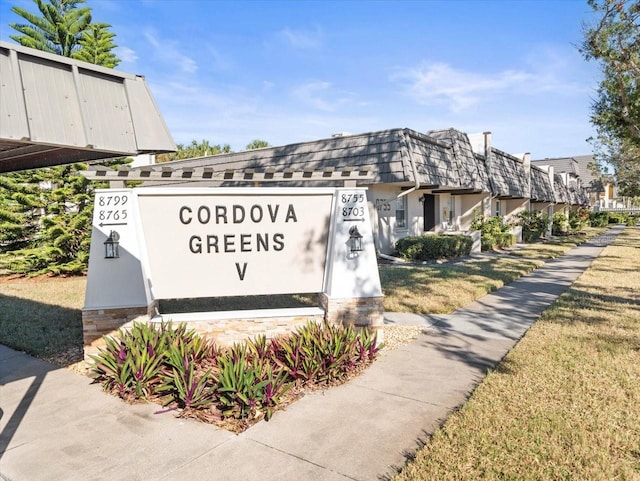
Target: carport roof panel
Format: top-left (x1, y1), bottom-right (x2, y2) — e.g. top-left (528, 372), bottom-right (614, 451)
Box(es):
top-left (0, 41), bottom-right (176, 172)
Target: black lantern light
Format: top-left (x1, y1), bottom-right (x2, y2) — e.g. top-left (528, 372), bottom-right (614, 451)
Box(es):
top-left (348, 225), bottom-right (363, 252)
top-left (104, 230), bottom-right (120, 259)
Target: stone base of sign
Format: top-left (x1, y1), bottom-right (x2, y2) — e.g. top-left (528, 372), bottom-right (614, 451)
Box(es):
top-left (319, 293), bottom-right (385, 338)
top-left (82, 301), bottom-right (158, 360)
top-left (81, 298), bottom-right (385, 360)
top-left (150, 308), bottom-right (326, 346)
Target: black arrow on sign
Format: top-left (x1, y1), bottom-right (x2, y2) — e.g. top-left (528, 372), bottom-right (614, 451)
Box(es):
top-left (99, 222), bottom-right (128, 227)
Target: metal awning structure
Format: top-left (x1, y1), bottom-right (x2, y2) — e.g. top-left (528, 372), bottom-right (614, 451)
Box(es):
top-left (0, 41), bottom-right (176, 173)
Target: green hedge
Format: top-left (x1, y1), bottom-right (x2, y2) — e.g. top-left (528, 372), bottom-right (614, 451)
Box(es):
top-left (589, 211), bottom-right (609, 227)
top-left (608, 212), bottom-right (630, 224)
top-left (552, 212), bottom-right (568, 235)
top-left (481, 232), bottom-right (516, 251)
top-left (518, 210), bottom-right (551, 243)
top-left (395, 234), bottom-right (473, 261)
top-left (590, 212), bottom-right (639, 226)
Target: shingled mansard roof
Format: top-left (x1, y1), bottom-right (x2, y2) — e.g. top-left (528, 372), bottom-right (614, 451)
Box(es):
top-left (427, 128), bottom-right (491, 192)
top-left (0, 41), bottom-right (175, 173)
top-left (488, 147), bottom-right (529, 198)
top-left (531, 156), bottom-right (579, 176)
top-left (136, 128), bottom-right (493, 190)
top-left (568, 178), bottom-right (589, 206)
top-left (571, 155), bottom-right (603, 192)
top-left (530, 165), bottom-right (555, 203)
top-left (553, 173), bottom-right (570, 204)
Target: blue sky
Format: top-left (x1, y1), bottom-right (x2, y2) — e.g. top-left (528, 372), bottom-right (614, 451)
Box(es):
top-left (0, 0), bottom-right (601, 158)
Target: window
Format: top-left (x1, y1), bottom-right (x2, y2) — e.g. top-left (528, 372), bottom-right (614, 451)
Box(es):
top-left (396, 196), bottom-right (407, 229)
top-left (495, 200), bottom-right (501, 217)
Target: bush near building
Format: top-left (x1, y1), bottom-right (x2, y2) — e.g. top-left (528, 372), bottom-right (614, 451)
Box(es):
top-left (395, 235), bottom-right (473, 261)
top-left (568, 208), bottom-right (590, 233)
top-left (589, 211), bottom-right (610, 227)
top-left (518, 210), bottom-right (551, 243)
top-left (552, 212), bottom-right (569, 235)
top-left (471, 214), bottom-right (516, 251)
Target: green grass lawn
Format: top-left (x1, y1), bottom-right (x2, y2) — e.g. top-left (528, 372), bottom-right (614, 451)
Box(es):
top-left (393, 227), bottom-right (640, 481)
top-left (381, 227), bottom-right (606, 314)
top-left (0, 276), bottom-right (85, 364)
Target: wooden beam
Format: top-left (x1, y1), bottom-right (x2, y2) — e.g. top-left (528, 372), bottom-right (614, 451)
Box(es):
top-left (80, 167), bottom-right (375, 184)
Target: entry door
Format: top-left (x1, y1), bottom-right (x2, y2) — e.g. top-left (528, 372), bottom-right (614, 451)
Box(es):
top-left (423, 194), bottom-right (436, 231)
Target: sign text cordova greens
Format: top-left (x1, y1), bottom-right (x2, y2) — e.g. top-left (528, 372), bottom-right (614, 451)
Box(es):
top-left (179, 202), bottom-right (298, 256)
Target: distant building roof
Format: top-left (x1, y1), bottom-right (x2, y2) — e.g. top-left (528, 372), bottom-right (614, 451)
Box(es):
top-left (0, 41), bottom-right (176, 172)
top-left (532, 155), bottom-right (603, 195)
top-left (532, 156), bottom-right (579, 177)
top-left (571, 155), bottom-right (603, 191)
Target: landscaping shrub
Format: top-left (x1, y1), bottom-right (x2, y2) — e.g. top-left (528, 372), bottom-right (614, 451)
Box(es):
top-left (91, 321), bottom-right (185, 400)
top-left (395, 235), bottom-right (473, 261)
top-left (471, 213), bottom-right (513, 251)
top-left (91, 320), bottom-right (380, 430)
top-left (568, 208), bottom-right (590, 233)
top-left (552, 212), bottom-right (569, 235)
top-left (518, 210), bottom-right (551, 242)
top-left (494, 232), bottom-right (516, 249)
top-left (608, 212), bottom-right (630, 224)
top-left (589, 211), bottom-right (609, 227)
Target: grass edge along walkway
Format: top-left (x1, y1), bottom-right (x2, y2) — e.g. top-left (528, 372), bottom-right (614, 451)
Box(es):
top-left (393, 226), bottom-right (640, 481)
top-left (381, 227), bottom-right (607, 315)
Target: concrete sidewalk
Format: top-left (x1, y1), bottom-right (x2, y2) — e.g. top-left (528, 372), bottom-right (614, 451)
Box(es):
top-left (0, 227), bottom-right (623, 481)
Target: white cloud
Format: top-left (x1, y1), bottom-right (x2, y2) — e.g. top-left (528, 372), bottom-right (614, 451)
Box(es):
top-left (146, 75), bottom-right (379, 151)
top-left (392, 61), bottom-right (587, 113)
top-left (116, 46), bottom-right (138, 64)
top-left (205, 45), bottom-right (234, 72)
top-left (293, 81), bottom-right (333, 111)
top-left (277, 26), bottom-right (323, 49)
top-left (144, 29), bottom-right (197, 74)
top-left (292, 81), bottom-right (356, 112)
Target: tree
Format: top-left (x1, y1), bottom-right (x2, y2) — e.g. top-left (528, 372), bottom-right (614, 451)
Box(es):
top-left (600, 139), bottom-right (640, 198)
top-left (246, 139), bottom-right (270, 150)
top-left (582, 0), bottom-right (640, 147)
top-left (581, 0), bottom-right (640, 202)
top-left (156, 140), bottom-right (232, 162)
top-left (0, 164), bottom-right (96, 275)
top-left (72, 22), bottom-right (120, 68)
top-left (10, 0), bottom-right (92, 57)
top-left (0, 172), bottom-right (44, 253)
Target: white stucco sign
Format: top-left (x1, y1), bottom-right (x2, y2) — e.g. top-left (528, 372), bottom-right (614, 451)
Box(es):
top-left (137, 190), bottom-right (332, 298)
top-left (84, 186), bottom-right (382, 311)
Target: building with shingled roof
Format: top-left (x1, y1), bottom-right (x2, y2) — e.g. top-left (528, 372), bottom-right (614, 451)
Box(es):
top-left (128, 127), bottom-right (580, 254)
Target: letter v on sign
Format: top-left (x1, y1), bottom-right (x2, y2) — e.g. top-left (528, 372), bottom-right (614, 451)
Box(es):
top-left (235, 262), bottom-right (247, 281)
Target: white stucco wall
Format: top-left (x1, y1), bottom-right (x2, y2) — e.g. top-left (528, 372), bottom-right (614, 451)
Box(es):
top-left (367, 185), bottom-right (423, 254)
top-left (459, 193), bottom-right (488, 231)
